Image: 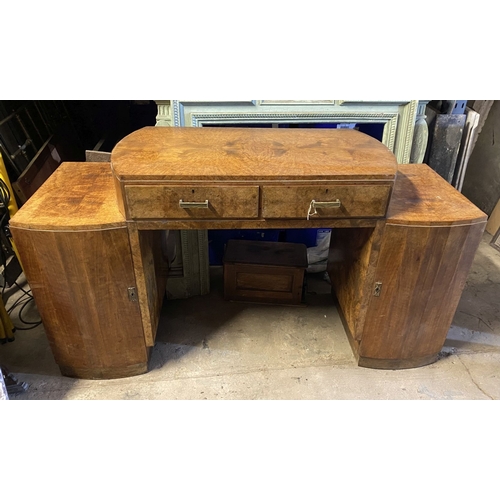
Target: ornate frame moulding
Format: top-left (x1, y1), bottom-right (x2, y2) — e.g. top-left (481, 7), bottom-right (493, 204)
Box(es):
top-left (259, 100), bottom-right (337, 105)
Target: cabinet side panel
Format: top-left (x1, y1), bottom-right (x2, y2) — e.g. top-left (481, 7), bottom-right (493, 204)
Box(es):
top-left (138, 230), bottom-right (168, 345)
top-left (113, 174), bottom-right (127, 218)
top-left (128, 227), bottom-right (168, 347)
top-left (327, 224), bottom-right (383, 345)
top-left (11, 226), bottom-right (148, 378)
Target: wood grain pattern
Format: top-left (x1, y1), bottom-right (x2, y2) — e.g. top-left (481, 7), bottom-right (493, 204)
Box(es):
top-left (114, 174), bottom-right (127, 218)
top-left (131, 218), bottom-right (380, 231)
top-left (128, 225), bottom-right (168, 347)
top-left (124, 184), bottom-right (259, 219)
top-left (224, 264), bottom-right (304, 305)
top-left (236, 272), bottom-right (293, 292)
top-left (10, 226), bottom-right (148, 379)
top-left (111, 127), bottom-right (398, 181)
top-left (328, 163), bottom-right (487, 369)
top-left (10, 163), bottom-right (126, 231)
top-left (223, 240), bottom-right (308, 268)
top-left (388, 164), bottom-right (487, 226)
top-left (340, 163), bottom-right (487, 368)
top-left (223, 240), bottom-right (306, 306)
top-left (9, 140), bottom-right (488, 376)
top-left (262, 184), bottom-right (392, 219)
top-left (327, 222), bottom-right (384, 343)
top-left (358, 221), bottom-right (486, 367)
top-left (10, 162), bottom-right (153, 379)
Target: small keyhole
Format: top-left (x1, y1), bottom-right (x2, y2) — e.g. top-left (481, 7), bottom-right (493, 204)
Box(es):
top-left (128, 287), bottom-right (138, 302)
top-left (192, 189), bottom-right (195, 194)
top-left (326, 189), bottom-right (329, 193)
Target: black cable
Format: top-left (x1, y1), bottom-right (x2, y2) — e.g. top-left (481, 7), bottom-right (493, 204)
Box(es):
top-left (5, 296), bottom-right (42, 330)
top-left (5, 285), bottom-right (41, 327)
top-left (16, 299), bottom-right (41, 326)
top-left (12, 281), bottom-right (33, 299)
top-left (12, 324), bottom-right (41, 331)
top-left (0, 180), bottom-right (42, 332)
top-left (0, 180), bottom-right (42, 333)
top-left (7, 295), bottom-right (31, 314)
top-left (0, 248), bottom-right (41, 328)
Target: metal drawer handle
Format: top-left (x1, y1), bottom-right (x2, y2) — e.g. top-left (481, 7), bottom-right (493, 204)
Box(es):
top-left (179, 200), bottom-right (209, 209)
top-left (312, 200), bottom-right (341, 209)
top-left (307, 199), bottom-right (341, 220)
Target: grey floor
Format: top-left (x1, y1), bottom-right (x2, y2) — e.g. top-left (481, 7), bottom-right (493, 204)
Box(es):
top-left (2, 233), bottom-right (500, 400)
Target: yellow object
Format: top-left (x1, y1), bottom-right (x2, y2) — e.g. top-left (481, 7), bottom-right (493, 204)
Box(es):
top-left (0, 152), bottom-right (23, 272)
top-left (0, 152), bottom-right (18, 217)
top-left (0, 153), bottom-right (23, 342)
top-left (0, 298), bottom-right (14, 341)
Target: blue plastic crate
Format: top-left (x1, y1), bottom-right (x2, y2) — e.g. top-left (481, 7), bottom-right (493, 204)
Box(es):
top-left (284, 228), bottom-right (332, 248)
top-left (284, 229), bottom-right (319, 247)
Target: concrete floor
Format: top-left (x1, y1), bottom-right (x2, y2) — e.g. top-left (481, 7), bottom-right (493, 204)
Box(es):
top-left (1, 232), bottom-right (500, 400)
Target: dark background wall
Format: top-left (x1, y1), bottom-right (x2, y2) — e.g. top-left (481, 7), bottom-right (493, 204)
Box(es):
top-left (0, 100), bottom-right (158, 184)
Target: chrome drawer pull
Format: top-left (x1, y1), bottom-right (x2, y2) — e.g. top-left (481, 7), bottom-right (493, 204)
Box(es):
top-left (312, 200), bottom-right (341, 209)
top-left (179, 200), bottom-right (209, 209)
top-left (307, 199), bottom-right (341, 220)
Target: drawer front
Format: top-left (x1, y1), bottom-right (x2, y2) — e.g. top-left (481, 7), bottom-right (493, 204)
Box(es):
top-left (124, 185), bottom-right (259, 219)
top-left (261, 184), bottom-right (392, 219)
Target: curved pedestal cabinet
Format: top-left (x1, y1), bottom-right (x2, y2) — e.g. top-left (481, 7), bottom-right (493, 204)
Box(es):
top-left (10, 163), bottom-right (167, 379)
top-left (328, 164), bottom-right (486, 369)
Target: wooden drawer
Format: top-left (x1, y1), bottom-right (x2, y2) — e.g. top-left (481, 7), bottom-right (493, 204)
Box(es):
top-left (124, 184), bottom-right (259, 219)
top-left (261, 184), bottom-right (392, 219)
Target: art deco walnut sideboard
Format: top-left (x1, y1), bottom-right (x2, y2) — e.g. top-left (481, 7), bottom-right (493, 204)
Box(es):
top-left (9, 127), bottom-right (486, 379)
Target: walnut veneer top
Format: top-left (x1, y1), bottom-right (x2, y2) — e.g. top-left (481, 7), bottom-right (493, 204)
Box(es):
top-left (10, 163), bottom-right (125, 231)
top-left (389, 164), bottom-right (487, 226)
top-left (111, 127), bottom-right (398, 181)
top-left (9, 162), bottom-right (486, 232)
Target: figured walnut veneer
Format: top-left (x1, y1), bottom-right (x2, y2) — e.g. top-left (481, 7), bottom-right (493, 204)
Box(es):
top-left (328, 164), bottom-right (486, 369)
top-left (111, 127), bottom-right (398, 182)
top-left (111, 127), bottom-right (398, 224)
top-left (9, 128), bottom-right (487, 378)
top-left (10, 163), bottom-right (166, 379)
